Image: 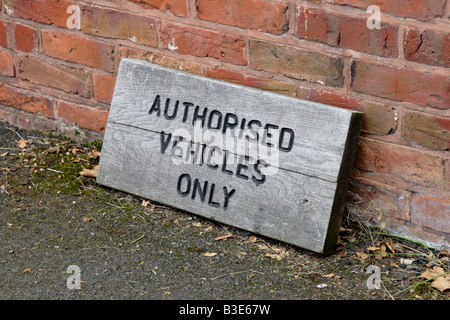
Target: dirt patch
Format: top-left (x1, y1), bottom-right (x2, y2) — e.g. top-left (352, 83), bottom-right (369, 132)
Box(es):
top-left (0, 121), bottom-right (449, 300)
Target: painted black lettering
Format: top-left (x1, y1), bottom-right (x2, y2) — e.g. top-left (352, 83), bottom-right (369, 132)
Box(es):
top-left (160, 131), bottom-right (172, 154)
top-left (221, 152), bottom-right (233, 176)
top-left (193, 105), bottom-right (208, 128)
top-left (207, 110), bottom-right (223, 131)
top-left (199, 144), bottom-right (207, 166)
top-left (238, 118), bottom-right (247, 139)
top-left (182, 102), bottom-right (194, 123)
top-left (177, 173), bottom-right (191, 197)
top-left (206, 147), bottom-right (219, 170)
top-left (164, 98), bottom-right (179, 120)
top-left (171, 137), bottom-right (184, 159)
top-left (252, 160), bottom-right (267, 186)
top-left (236, 163), bottom-right (249, 181)
top-left (279, 127), bottom-right (295, 152)
top-left (208, 183), bottom-right (220, 208)
top-left (187, 141), bottom-right (202, 165)
top-left (192, 179), bottom-right (208, 203)
top-left (149, 95), bottom-right (161, 116)
top-left (263, 123), bottom-right (279, 148)
top-left (247, 119), bottom-right (262, 141)
top-left (223, 187), bottom-right (236, 211)
top-left (223, 113), bottom-right (238, 134)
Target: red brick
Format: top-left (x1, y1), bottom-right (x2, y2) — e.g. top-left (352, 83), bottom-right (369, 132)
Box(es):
top-left (297, 8), bottom-right (398, 57)
top-left (0, 84), bottom-right (55, 117)
top-left (197, 0), bottom-right (288, 35)
top-left (205, 67), bottom-right (296, 96)
top-left (81, 5), bottom-right (158, 47)
top-left (296, 88), bottom-right (397, 135)
top-left (57, 101), bottom-right (108, 132)
top-left (128, 0), bottom-right (188, 16)
top-left (402, 111), bottom-right (450, 151)
top-left (0, 48), bottom-right (14, 77)
top-left (355, 137), bottom-right (445, 189)
top-left (93, 73), bottom-right (116, 104)
top-left (404, 28), bottom-right (450, 68)
top-left (351, 60), bottom-right (450, 110)
top-left (0, 21), bottom-right (7, 47)
top-left (348, 177), bottom-right (410, 220)
top-left (118, 46), bottom-right (202, 75)
top-left (161, 24), bottom-right (246, 66)
top-left (0, 106), bottom-right (58, 132)
top-left (411, 194), bottom-right (450, 233)
top-left (42, 29), bottom-right (115, 72)
top-left (296, 87), bottom-right (360, 109)
top-left (384, 220), bottom-right (448, 248)
top-left (3, 0), bottom-right (75, 28)
top-left (16, 56), bottom-right (92, 98)
top-left (250, 40), bottom-right (344, 87)
top-left (14, 24), bottom-right (36, 52)
top-left (335, 0), bottom-right (446, 21)
top-left (445, 160), bottom-right (450, 192)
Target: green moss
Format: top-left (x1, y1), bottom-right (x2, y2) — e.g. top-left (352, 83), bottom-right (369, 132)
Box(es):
top-left (414, 282), bottom-right (433, 295)
top-left (187, 246), bottom-right (206, 254)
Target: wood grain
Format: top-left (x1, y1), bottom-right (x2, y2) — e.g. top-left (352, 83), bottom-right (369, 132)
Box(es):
top-left (97, 59), bottom-right (363, 254)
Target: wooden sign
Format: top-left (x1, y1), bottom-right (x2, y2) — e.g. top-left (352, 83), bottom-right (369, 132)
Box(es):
top-left (97, 59), bottom-right (363, 254)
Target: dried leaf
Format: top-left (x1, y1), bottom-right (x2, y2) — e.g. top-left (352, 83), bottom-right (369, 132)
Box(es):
top-left (420, 267), bottom-right (445, 280)
top-left (88, 150), bottom-right (101, 159)
top-left (82, 217), bottom-right (92, 222)
top-left (255, 243), bottom-right (269, 250)
top-left (356, 252), bottom-right (369, 260)
top-left (438, 249), bottom-right (450, 258)
top-left (264, 253), bottom-right (280, 260)
top-left (71, 148), bottom-right (84, 154)
top-left (142, 200), bottom-right (150, 207)
top-left (264, 250), bottom-right (289, 261)
top-left (386, 238), bottom-right (395, 253)
top-left (1, 152), bottom-right (8, 157)
top-left (23, 268), bottom-right (32, 274)
top-left (202, 252), bottom-right (217, 257)
top-left (215, 234), bottom-right (234, 241)
top-left (374, 245), bottom-right (387, 260)
top-left (420, 267), bottom-right (450, 292)
top-left (79, 165), bottom-right (98, 178)
top-left (192, 222), bottom-right (202, 228)
top-left (43, 146), bottom-right (61, 155)
top-left (323, 273), bottom-right (335, 278)
top-left (249, 236), bottom-right (258, 243)
top-left (367, 245), bottom-right (387, 259)
top-left (390, 262), bottom-right (399, 268)
top-left (430, 274), bottom-right (450, 292)
top-left (17, 139), bottom-right (30, 149)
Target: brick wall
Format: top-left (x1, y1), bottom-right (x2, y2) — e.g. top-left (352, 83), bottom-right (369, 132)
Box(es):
top-left (0, 0), bottom-right (448, 248)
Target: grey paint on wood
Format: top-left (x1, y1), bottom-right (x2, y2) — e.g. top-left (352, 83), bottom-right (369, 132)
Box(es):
top-left (97, 59), bottom-right (363, 254)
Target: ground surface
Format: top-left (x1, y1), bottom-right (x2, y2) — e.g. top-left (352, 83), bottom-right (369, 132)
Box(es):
top-left (0, 121), bottom-right (449, 300)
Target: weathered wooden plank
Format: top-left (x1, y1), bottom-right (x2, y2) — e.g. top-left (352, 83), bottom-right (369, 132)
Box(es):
top-left (108, 59), bottom-right (358, 183)
top-left (97, 59), bottom-right (363, 254)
